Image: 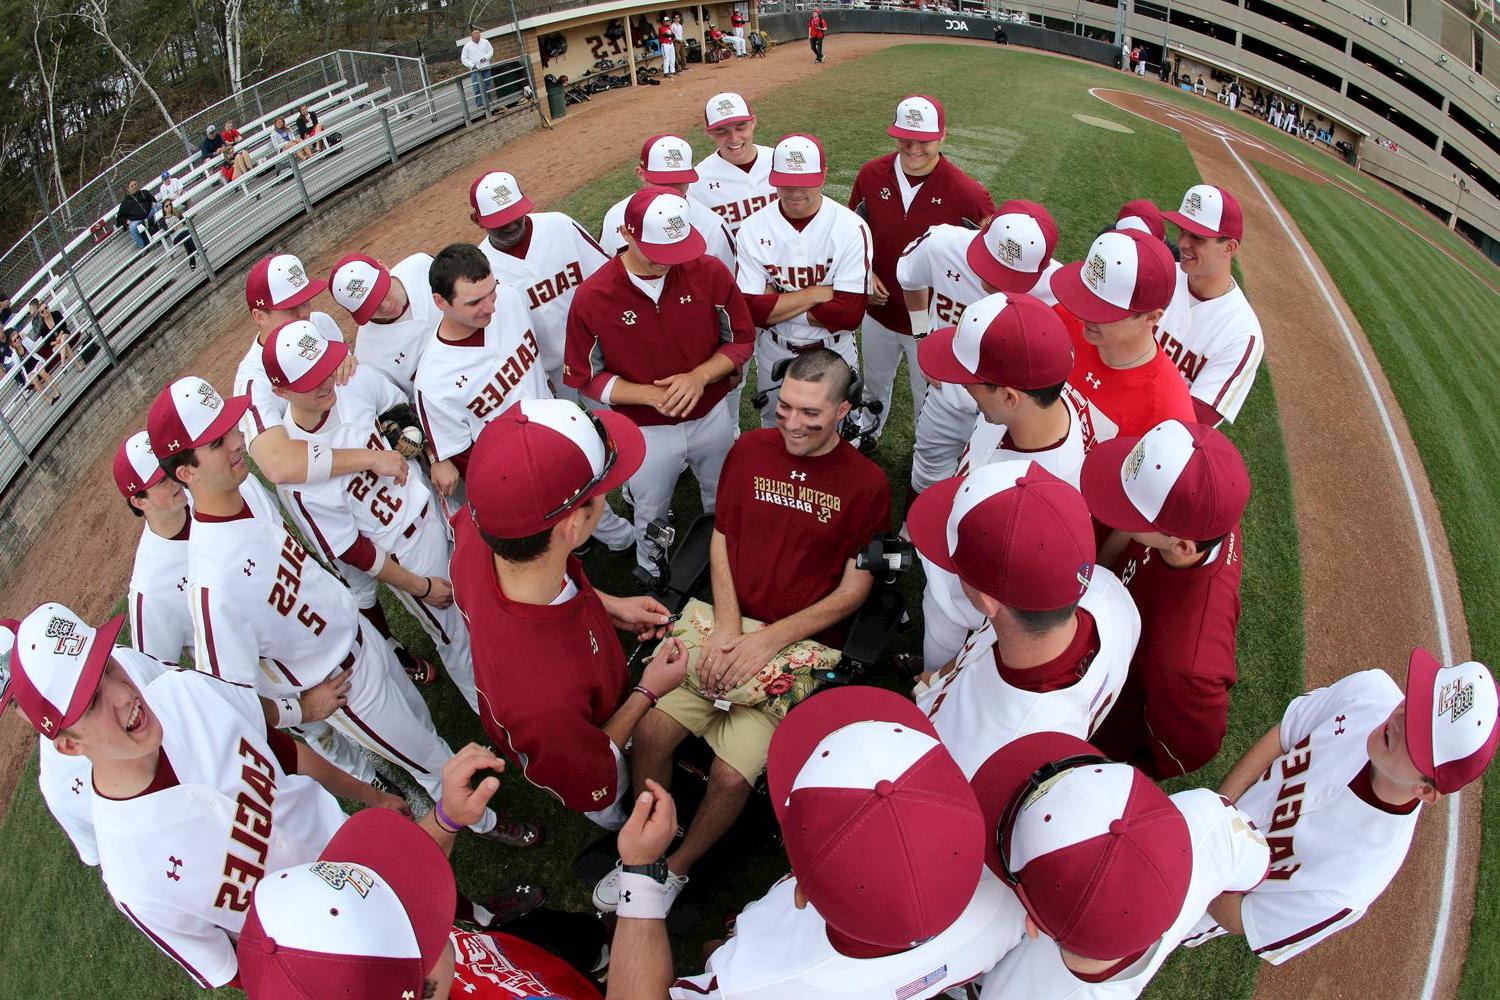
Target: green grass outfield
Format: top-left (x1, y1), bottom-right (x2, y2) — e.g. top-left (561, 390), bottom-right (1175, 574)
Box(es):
top-left (0, 44), bottom-right (1312, 997)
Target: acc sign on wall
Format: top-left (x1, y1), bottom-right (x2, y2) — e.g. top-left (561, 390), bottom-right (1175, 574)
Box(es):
top-left (944, 19), bottom-right (970, 30)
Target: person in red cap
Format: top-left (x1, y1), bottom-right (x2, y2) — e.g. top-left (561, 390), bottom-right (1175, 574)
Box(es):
top-left (905, 460), bottom-right (1139, 778)
top-left (1050, 228), bottom-right (1195, 449)
top-left (807, 7), bottom-right (828, 61)
top-left (899, 200), bottom-right (1063, 500)
top-left (911, 292), bottom-right (1088, 669)
top-left (1082, 419), bottom-right (1251, 778)
top-left (565, 187), bottom-right (755, 575)
top-left (1113, 198), bottom-right (1167, 245)
top-left (1183, 652), bottom-right (1498, 965)
top-left (849, 94), bottom-right (995, 442)
top-left (971, 732), bottom-right (1269, 997)
top-left (597, 135), bottom-right (736, 273)
top-left (114, 430), bottom-right (196, 664)
top-left (609, 687), bottom-right (1027, 997)
top-left (327, 249), bottom-right (439, 400)
top-left (597, 349), bottom-right (891, 914)
top-left (689, 92), bottom-right (776, 238)
top-left (1156, 184), bottom-right (1264, 427)
top-left (449, 398), bottom-right (686, 828)
top-left (5, 602), bottom-right (405, 989)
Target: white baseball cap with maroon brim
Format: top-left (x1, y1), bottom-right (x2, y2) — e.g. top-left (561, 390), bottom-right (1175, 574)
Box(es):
top-left (1405, 650), bottom-right (1499, 794)
top-left (7, 603), bottom-right (125, 737)
top-left (639, 134), bottom-right (699, 185)
top-left (887, 95), bottom-right (945, 141)
top-left (769, 134), bottom-right (827, 188)
top-left (622, 188), bottom-right (706, 265)
top-left (246, 253), bottom-right (327, 312)
top-left (113, 430), bottom-right (166, 498)
top-left (146, 377), bottom-right (250, 459)
top-left (263, 320), bottom-right (349, 393)
top-left (329, 253), bottom-right (392, 325)
top-left (469, 170), bottom-right (534, 229)
top-left (704, 92), bottom-right (754, 132)
top-left (966, 199), bottom-right (1059, 294)
top-left (1162, 184), bottom-right (1244, 241)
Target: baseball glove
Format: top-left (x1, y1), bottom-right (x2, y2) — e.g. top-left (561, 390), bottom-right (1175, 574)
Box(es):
top-left (378, 403), bottom-right (424, 460)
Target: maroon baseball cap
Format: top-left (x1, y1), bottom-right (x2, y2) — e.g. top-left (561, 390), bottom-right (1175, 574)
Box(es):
top-left (907, 461), bottom-right (1096, 611)
top-left (1405, 649), bottom-right (1499, 794)
top-left (966, 200), bottom-right (1059, 294)
top-left (467, 399), bottom-right (645, 539)
top-left (7, 603), bottom-right (125, 738)
top-left (261, 320), bottom-right (349, 393)
top-left (970, 732), bottom-right (1193, 960)
top-left (1114, 199), bottom-right (1166, 243)
top-left (1081, 419), bottom-right (1250, 540)
top-left (622, 188), bottom-right (707, 265)
top-left (245, 253), bottom-right (327, 312)
top-left (1162, 184), bottom-right (1244, 241)
top-left (237, 808), bottom-right (455, 999)
top-left (767, 687), bottom-right (984, 950)
top-left (917, 291), bottom-right (1073, 390)
top-left (1050, 229), bottom-right (1176, 324)
top-left (146, 377), bottom-right (250, 459)
top-left (113, 430), bottom-right (165, 498)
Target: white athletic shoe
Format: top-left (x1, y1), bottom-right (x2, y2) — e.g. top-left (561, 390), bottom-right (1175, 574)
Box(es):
top-left (591, 860), bottom-right (689, 914)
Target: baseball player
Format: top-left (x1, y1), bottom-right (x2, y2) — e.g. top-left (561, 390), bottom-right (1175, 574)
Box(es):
top-left (910, 293), bottom-right (1086, 669)
top-left (971, 732), bottom-right (1270, 997)
top-left (657, 16), bottom-right (676, 77)
top-left (734, 134), bottom-right (872, 425)
top-left (899, 200), bottom-right (1063, 497)
top-left (1183, 652), bottom-right (1498, 963)
top-left (265, 320), bottom-right (480, 714)
top-left (327, 251), bottom-right (439, 399)
top-left (1113, 198), bottom-right (1168, 245)
top-left (116, 431), bottom-right (195, 664)
top-left (689, 93), bottom-right (777, 236)
top-left (566, 188), bottom-right (754, 573)
top-left (1156, 185), bottom-right (1264, 426)
top-left (146, 375), bottom-right (537, 845)
top-left (4, 602), bottom-right (403, 988)
top-left (598, 134), bottom-right (736, 274)
top-left (1082, 419), bottom-right (1251, 778)
top-left (905, 461), bottom-right (1139, 778)
top-left (849, 95), bottom-right (995, 438)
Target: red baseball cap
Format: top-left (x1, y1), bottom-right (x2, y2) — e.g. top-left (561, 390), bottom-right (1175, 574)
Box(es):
top-left (908, 460), bottom-right (1096, 611)
top-left (1404, 649), bottom-right (1499, 794)
top-left (245, 253), bottom-right (327, 312)
top-left (1114, 199), bottom-right (1166, 243)
top-left (470, 170), bottom-right (534, 229)
top-left (970, 732), bottom-right (1193, 960)
top-left (261, 320), bottom-right (349, 393)
top-left (1050, 229), bottom-right (1177, 324)
top-left (704, 91), bottom-right (754, 132)
top-left (1162, 184), bottom-right (1243, 241)
top-left (622, 188), bottom-right (706, 265)
top-left (467, 399), bottom-right (645, 539)
top-left (887, 95), bottom-right (945, 140)
top-left (767, 687), bottom-right (984, 950)
top-left (7, 603), bottom-right (125, 737)
top-left (769, 134), bottom-right (826, 188)
top-left (966, 200), bottom-right (1059, 293)
top-left (1081, 419), bottom-right (1250, 540)
top-left (329, 253), bottom-right (392, 325)
top-left (113, 430), bottom-right (165, 498)
top-left (237, 808), bottom-right (455, 999)
top-left (917, 291), bottom-right (1073, 390)
top-left (147, 377), bottom-right (250, 459)
top-left (639, 134), bottom-right (699, 184)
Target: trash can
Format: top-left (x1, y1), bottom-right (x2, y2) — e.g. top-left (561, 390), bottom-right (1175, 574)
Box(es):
top-left (545, 75), bottom-right (567, 120)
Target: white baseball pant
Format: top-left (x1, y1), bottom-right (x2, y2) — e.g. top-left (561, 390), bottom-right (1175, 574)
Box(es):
top-left (910, 384), bottom-right (980, 492)
top-left (724, 35), bottom-right (746, 55)
top-left (627, 401), bottom-right (735, 573)
top-left (754, 331), bottom-right (859, 428)
top-left (661, 40), bottom-right (677, 74)
top-left (388, 501), bottom-right (479, 714)
top-left (860, 316), bottom-right (927, 438)
top-left (919, 554), bottom-right (987, 669)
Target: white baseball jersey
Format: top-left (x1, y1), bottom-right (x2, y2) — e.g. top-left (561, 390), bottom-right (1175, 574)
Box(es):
top-left (735, 198), bottom-right (872, 346)
top-left (1186, 670), bottom-right (1416, 963)
top-left (94, 667), bottom-right (347, 988)
top-left (127, 519), bottom-right (195, 665)
top-left (352, 252), bottom-right (437, 398)
top-left (234, 311), bottom-right (345, 447)
top-left (916, 568), bottom-right (1140, 778)
top-left (37, 649), bottom-right (171, 867)
top-left (413, 286), bottom-right (551, 463)
top-left (689, 145), bottom-right (777, 236)
top-left (476, 212), bottom-right (608, 375)
top-left (980, 789), bottom-right (1269, 998)
top-left (670, 868), bottom-right (1025, 999)
top-left (598, 192), bottom-right (737, 274)
top-left (1154, 267), bottom-right (1263, 423)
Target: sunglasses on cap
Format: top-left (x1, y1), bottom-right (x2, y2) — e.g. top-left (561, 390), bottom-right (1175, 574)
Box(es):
top-left (997, 753), bottom-right (1111, 932)
top-left (544, 409), bottom-right (619, 520)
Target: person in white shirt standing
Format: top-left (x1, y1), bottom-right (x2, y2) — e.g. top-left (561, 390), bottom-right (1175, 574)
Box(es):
top-left (460, 28), bottom-right (494, 110)
top-left (115, 431), bottom-right (195, 665)
top-left (328, 251), bottom-right (438, 400)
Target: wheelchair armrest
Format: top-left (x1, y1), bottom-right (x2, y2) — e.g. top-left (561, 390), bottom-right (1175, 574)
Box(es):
top-left (835, 584), bottom-right (907, 678)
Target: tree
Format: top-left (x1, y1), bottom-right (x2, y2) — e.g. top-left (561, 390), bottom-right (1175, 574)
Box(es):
top-left (71, 0), bottom-right (179, 134)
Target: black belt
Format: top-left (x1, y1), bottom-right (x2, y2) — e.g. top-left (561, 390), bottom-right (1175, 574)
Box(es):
top-left (768, 330), bottom-right (850, 353)
top-left (401, 501), bottom-right (431, 540)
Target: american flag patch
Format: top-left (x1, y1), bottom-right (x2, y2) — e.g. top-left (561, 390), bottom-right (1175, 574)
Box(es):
top-left (895, 965), bottom-right (947, 1000)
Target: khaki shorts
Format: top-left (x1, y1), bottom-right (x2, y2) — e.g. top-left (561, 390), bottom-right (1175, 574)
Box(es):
top-left (656, 686), bottom-right (780, 785)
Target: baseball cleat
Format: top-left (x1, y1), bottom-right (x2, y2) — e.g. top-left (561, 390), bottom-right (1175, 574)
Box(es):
top-left (476, 817), bottom-right (545, 849)
top-left (482, 883), bottom-right (546, 927)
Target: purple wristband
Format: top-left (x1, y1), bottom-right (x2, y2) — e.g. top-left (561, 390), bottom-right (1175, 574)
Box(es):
top-left (432, 800), bottom-right (463, 834)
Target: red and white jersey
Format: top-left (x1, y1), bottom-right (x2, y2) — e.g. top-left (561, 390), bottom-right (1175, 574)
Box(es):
top-left (1154, 268), bottom-right (1263, 423)
top-left (599, 192), bottom-right (737, 274)
top-left (352, 252), bottom-right (437, 399)
top-left (277, 367), bottom-right (430, 568)
top-left (916, 568), bottom-right (1139, 778)
top-left (449, 928), bottom-right (605, 998)
top-left (37, 649), bottom-right (171, 867)
top-left (689, 145), bottom-right (777, 236)
top-left (188, 478), bottom-right (359, 697)
top-left (234, 312), bottom-right (345, 447)
top-left (476, 212), bottom-right (609, 374)
top-left (94, 668), bottom-right (347, 988)
top-left (1224, 670), bottom-right (1416, 963)
top-left (128, 520), bottom-right (194, 665)
top-left (670, 868), bottom-right (1025, 999)
top-left (981, 789), bottom-right (1269, 998)
top-left (413, 287), bottom-right (551, 463)
top-left (735, 199), bottom-right (871, 346)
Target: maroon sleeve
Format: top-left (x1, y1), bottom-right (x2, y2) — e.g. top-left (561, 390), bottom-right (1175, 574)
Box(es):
top-left (265, 727), bottom-right (300, 774)
top-left (745, 291), bottom-right (778, 328)
top-left (810, 290), bottom-right (866, 332)
top-left (712, 438), bottom-right (747, 536)
top-left (847, 165), bottom-right (866, 212)
top-left (1191, 396), bottom-right (1226, 427)
top-left (338, 535), bottom-right (378, 573)
top-left (966, 174), bottom-right (997, 225)
top-left (562, 288), bottom-right (614, 400)
top-left (713, 266), bottom-right (755, 368)
top-left (450, 444), bottom-right (473, 479)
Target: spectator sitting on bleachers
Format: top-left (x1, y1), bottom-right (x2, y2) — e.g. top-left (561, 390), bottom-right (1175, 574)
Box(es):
top-left (218, 143), bottom-right (254, 184)
top-left (159, 169), bottom-right (186, 206)
top-left (220, 120), bottom-right (243, 146)
top-left (268, 116), bottom-right (309, 161)
top-left (115, 180), bottom-right (159, 250)
top-left (29, 298), bottom-right (77, 376)
top-left (159, 200), bottom-right (197, 270)
top-left (200, 125), bottom-right (223, 163)
top-left (6, 328), bottom-right (57, 403)
top-left (296, 103), bottom-right (326, 153)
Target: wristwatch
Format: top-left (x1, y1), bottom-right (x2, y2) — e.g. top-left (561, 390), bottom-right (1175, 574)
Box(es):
top-left (621, 858), bottom-right (670, 884)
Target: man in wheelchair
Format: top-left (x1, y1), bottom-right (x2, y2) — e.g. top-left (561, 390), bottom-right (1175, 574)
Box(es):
top-left (592, 349), bottom-right (891, 914)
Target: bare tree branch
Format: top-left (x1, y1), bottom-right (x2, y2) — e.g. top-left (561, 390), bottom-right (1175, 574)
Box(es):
top-left (71, 0), bottom-right (179, 133)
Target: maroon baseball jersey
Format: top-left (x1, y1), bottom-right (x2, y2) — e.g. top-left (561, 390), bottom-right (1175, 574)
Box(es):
top-left (1091, 526), bottom-right (1244, 779)
top-left (449, 515), bottom-right (628, 812)
top-left (563, 254), bottom-right (754, 426)
top-left (714, 429), bottom-right (890, 641)
top-left (848, 153), bottom-right (995, 334)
